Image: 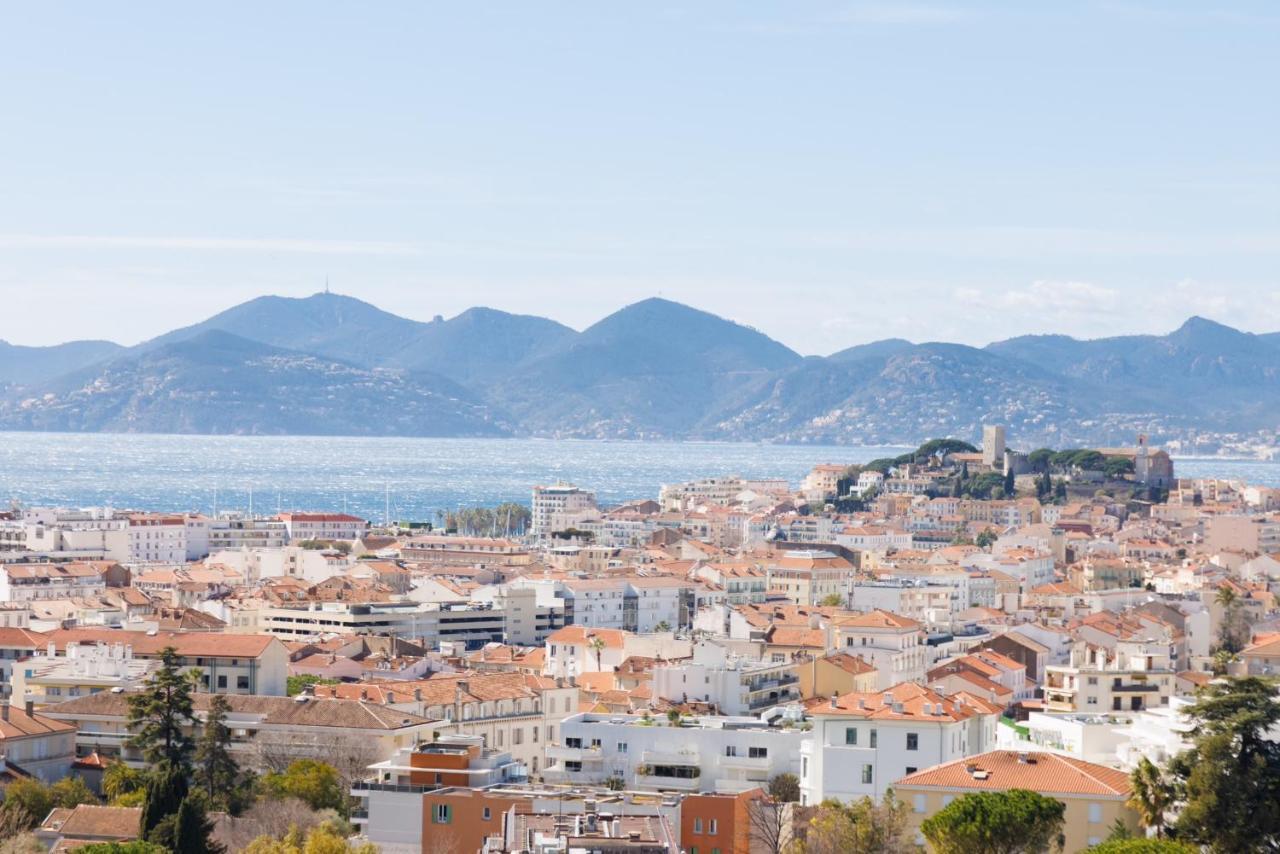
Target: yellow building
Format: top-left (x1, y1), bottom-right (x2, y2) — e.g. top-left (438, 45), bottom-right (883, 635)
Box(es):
top-left (796, 650), bottom-right (879, 700)
top-left (895, 750), bottom-right (1140, 852)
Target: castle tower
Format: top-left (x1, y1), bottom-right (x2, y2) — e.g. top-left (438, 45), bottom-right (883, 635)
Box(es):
top-left (982, 425), bottom-right (1006, 469)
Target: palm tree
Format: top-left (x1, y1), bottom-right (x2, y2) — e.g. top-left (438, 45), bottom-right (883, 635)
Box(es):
top-left (1215, 585), bottom-right (1238, 608)
top-left (1128, 756), bottom-right (1171, 838)
top-left (588, 636), bottom-right (606, 672)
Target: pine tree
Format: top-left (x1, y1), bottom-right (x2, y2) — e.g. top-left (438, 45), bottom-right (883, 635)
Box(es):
top-left (127, 647), bottom-right (195, 769)
top-left (140, 761), bottom-right (188, 839)
top-left (174, 794), bottom-right (225, 854)
top-left (194, 694), bottom-right (240, 808)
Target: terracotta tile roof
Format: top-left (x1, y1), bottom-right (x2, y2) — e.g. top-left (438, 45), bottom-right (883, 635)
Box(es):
top-left (765, 626), bottom-right (827, 649)
top-left (897, 750), bottom-right (1132, 797)
top-left (820, 651), bottom-right (877, 676)
top-left (42, 804), bottom-right (142, 840)
top-left (44, 692), bottom-right (434, 731)
top-left (46, 628), bottom-right (278, 658)
top-left (0, 705), bottom-right (77, 739)
top-left (834, 609), bottom-right (922, 630)
top-left (807, 682), bottom-right (996, 722)
top-left (546, 626), bottom-right (627, 648)
top-left (0, 627), bottom-right (48, 648)
top-left (313, 671), bottom-right (543, 707)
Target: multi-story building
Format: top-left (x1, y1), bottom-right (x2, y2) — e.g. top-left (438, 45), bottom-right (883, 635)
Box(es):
top-left (1044, 640), bottom-right (1174, 713)
top-left (185, 515), bottom-right (289, 559)
top-left (401, 535), bottom-right (530, 566)
top-left (531, 484), bottom-right (597, 539)
top-left (766, 550), bottom-right (854, 606)
top-left (313, 671), bottom-right (578, 778)
top-left (896, 751), bottom-right (1139, 852)
top-left (46, 691), bottom-right (434, 771)
top-left (11, 641), bottom-right (157, 708)
top-left (651, 642), bottom-right (800, 715)
top-left (543, 626), bottom-right (627, 679)
top-left (126, 514), bottom-right (187, 564)
top-left (543, 711), bottom-right (805, 793)
top-left (0, 700), bottom-right (77, 783)
top-left (44, 629), bottom-right (289, 696)
top-left (0, 563), bottom-right (108, 603)
top-left (799, 682), bottom-right (1000, 806)
top-left (832, 610), bottom-right (927, 690)
top-left (277, 512), bottom-right (367, 543)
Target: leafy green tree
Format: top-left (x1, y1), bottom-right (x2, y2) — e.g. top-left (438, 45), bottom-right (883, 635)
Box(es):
top-left (915, 438), bottom-right (978, 459)
top-left (0, 779), bottom-right (52, 831)
top-left (103, 761), bottom-right (147, 804)
top-left (127, 646), bottom-right (195, 768)
top-left (1028, 448), bottom-right (1054, 472)
top-left (140, 760), bottom-right (189, 840)
top-left (795, 794), bottom-right (915, 854)
top-left (1104, 456), bottom-right (1135, 479)
top-left (75, 844), bottom-right (169, 854)
top-left (174, 794), bottom-right (225, 854)
top-left (50, 776), bottom-right (98, 808)
top-left (1084, 841), bottom-right (1196, 853)
top-left (286, 674), bottom-right (340, 697)
top-left (261, 760), bottom-right (347, 817)
top-left (975, 528), bottom-right (998, 549)
top-left (194, 694), bottom-right (241, 809)
top-left (767, 772), bottom-right (799, 803)
top-left (1168, 676), bottom-right (1280, 851)
top-left (654, 620), bottom-right (672, 632)
top-left (921, 789), bottom-right (1065, 854)
top-left (818, 593), bottom-right (844, 607)
top-left (1127, 757), bottom-right (1171, 838)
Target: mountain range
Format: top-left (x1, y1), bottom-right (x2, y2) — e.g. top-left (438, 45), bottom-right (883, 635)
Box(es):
top-left (2, 292), bottom-right (1278, 446)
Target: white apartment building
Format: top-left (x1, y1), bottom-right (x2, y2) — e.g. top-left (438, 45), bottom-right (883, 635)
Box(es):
top-left (277, 512), bottom-right (367, 542)
top-left (543, 626), bottom-right (627, 680)
top-left (652, 642), bottom-right (800, 715)
top-left (530, 484), bottom-right (598, 539)
top-left (833, 610), bottom-right (927, 690)
top-left (127, 515), bottom-right (187, 564)
top-left (543, 711), bottom-right (805, 793)
top-left (1044, 640), bottom-right (1175, 714)
top-left (206, 545), bottom-right (351, 584)
top-left (185, 515), bottom-right (289, 560)
top-left (11, 641), bottom-right (157, 708)
top-left (849, 580), bottom-right (959, 627)
top-left (658, 476), bottom-right (789, 513)
top-left (0, 563), bottom-right (108, 603)
top-left (800, 682), bottom-right (1000, 805)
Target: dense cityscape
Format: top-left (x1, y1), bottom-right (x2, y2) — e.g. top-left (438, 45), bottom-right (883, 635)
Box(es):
top-left (0, 425), bottom-right (1274, 851)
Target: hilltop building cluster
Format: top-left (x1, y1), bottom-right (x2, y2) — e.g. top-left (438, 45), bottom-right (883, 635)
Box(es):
top-left (7, 428), bottom-right (1280, 852)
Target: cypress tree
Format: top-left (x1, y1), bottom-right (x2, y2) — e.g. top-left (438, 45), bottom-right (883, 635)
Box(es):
top-left (140, 760), bottom-right (188, 838)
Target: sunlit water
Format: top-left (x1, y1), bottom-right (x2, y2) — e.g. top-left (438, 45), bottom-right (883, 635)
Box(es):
top-left (0, 433), bottom-right (1273, 521)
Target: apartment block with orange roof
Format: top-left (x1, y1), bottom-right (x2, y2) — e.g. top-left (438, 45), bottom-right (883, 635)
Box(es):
top-left (895, 750), bottom-right (1140, 851)
top-left (799, 682), bottom-right (1000, 806)
top-left (832, 609), bottom-right (927, 689)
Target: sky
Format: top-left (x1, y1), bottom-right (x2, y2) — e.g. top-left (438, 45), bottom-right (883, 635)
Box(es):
top-left (1, 2), bottom-right (1278, 356)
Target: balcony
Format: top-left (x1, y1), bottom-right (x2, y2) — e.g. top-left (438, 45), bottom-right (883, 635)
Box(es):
top-left (545, 744), bottom-right (604, 762)
top-left (719, 753), bottom-right (771, 771)
top-left (634, 771), bottom-right (701, 791)
top-left (641, 749), bottom-right (700, 766)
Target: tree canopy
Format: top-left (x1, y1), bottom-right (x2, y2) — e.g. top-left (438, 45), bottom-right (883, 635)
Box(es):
top-left (921, 789), bottom-right (1066, 854)
top-left (126, 646), bottom-right (195, 769)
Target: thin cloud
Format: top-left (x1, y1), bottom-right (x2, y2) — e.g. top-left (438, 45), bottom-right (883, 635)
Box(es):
top-left (0, 234), bottom-right (422, 256)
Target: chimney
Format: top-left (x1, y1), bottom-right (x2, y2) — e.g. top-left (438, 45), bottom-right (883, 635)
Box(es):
top-left (1, 702), bottom-right (8, 722)
top-left (829, 693), bottom-right (838, 709)
top-left (25, 699), bottom-right (33, 718)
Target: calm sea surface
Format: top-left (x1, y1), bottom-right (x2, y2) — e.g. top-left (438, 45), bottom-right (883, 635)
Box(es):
top-left (0, 432), bottom-right (1275, 521)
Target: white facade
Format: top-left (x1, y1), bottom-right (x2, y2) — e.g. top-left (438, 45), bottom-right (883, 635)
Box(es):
top-left (799, 685), bottom-right (999, 805)
top-left (544, 712), bottom-right (805, 793)
top-left (531, 484), bottom-right (597, 539)
top-left (127, 516), bottom-right (187, 564)
top-left (278, 513), bottom-right (367, 542)
top-left (651, 642), bottom-right (800, 715)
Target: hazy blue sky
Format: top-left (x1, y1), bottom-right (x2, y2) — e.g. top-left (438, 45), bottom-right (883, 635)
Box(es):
top-left (2, 2), bottom-right (1277, 355)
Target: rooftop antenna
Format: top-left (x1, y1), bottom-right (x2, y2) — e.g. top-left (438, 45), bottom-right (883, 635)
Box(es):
top-left (324, 275), bottom-right (330, 295)
top-left (385, 482), bottom-right (391, 528)
top-left (248, 487), bottom-right (254, 517)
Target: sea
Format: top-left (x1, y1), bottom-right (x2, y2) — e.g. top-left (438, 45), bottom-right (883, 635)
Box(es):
top-left (0, 432), bottom-right (1277, 522)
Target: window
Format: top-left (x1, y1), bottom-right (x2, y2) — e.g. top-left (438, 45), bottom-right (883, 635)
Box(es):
top-left (618, 742), bottom-right (628, 753)
top-left (237, 676), bottom-right (250, 690)
top-left (483, 808), bottom-right (491, 821)
top-left (725, 745), bottom-right (738, 757)
top-left (869, 729), bottom-right (877, 748)
top-left (913, 794), bottom-right (926, 813)
top-left (709, 820), bottom-right (718, 834)
top-left (432, 804), bottom-right (452, 824)
top-left (1088, 804), bottom-right (1102, 824)
top-left (906, 733), bottom-right (918, 751)
top-left (845, 727), bottom-right (857, 745)
top-left (861, 764), bottom-right (873, 784)
top-left (694, 819), bottom-right (703, 834)
top-left (217, 675), bottom-right (228, 689)
top-left (565, 761), bottom-right (582, 772)
top-left (749, 747), bottom-right (767, 759)
top-left (802, 757), bottom-right (808, 777)
top-left (532, 727), bottom-right (538, 743)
